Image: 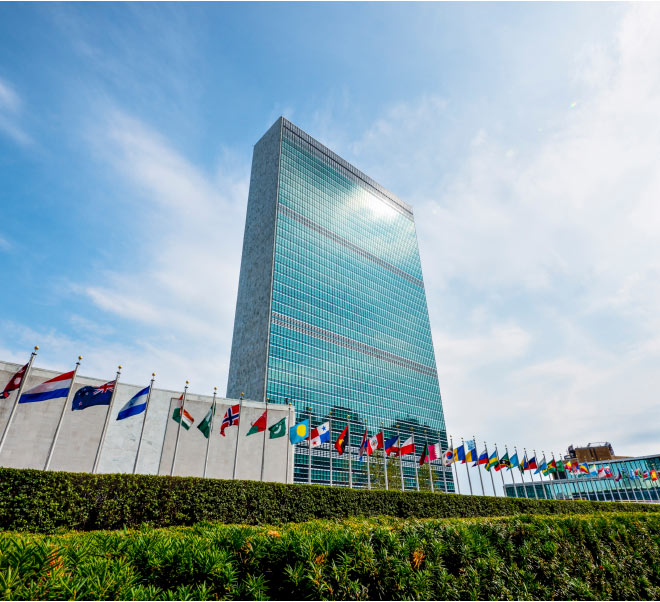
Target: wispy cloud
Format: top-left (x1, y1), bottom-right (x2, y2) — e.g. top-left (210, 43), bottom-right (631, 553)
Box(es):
top-left (0, 76), bottom-right (31, 146)
top-left (344, 4), bottom-right (660, 457)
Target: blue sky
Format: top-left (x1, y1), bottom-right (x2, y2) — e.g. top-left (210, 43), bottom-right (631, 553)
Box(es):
top-left (2, 2), bottom-right (659, 460)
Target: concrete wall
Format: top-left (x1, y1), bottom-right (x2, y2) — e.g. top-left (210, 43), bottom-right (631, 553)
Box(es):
top-left (0, 360), bottom-right (294, 483)
top-left (226, 117), bottom-right (282, 402)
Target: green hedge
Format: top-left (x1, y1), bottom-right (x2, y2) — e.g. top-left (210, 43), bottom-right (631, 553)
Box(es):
top-left (1, 514), bottom-right (660, 600)
top-left (1, 467), bottom-right (658, 533)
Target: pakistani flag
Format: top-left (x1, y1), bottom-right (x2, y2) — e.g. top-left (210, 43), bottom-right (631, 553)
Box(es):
top-left (269, 417), bottom-right (286, 439)
top-left (197, 405), bottom-right (214, 438)
top-left (172, 395), bottom-right (194, 430)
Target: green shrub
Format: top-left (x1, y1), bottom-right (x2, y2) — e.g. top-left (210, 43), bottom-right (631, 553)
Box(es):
top-left (0, 467), bottom-right (658, 533)
top-left (1, 514), bottom-right (660, 600)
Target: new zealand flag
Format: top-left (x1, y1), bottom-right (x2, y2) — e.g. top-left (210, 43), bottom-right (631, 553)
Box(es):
top-left (72, 380), bottom-right (115, 410)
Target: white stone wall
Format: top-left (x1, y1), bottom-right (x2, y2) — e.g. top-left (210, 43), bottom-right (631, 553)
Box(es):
top-left (0, 360), bottom-right (294, 482)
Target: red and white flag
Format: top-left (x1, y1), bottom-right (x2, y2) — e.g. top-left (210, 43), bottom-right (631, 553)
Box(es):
top-left (398, 437), bottom-right (415, 456)
top-left (367, 432), bottom-right (384, 455)
top-left (1, 362), bottom-right (29, 399)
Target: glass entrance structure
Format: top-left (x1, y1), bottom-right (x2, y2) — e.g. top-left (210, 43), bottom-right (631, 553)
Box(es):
top-left (228, 117), bottom-right (451, 490)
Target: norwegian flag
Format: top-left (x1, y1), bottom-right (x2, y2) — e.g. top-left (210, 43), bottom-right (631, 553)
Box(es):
top-left (220, 404), bottom-right (240, 436)
top-left (1, 362), bottom-right (29, 399)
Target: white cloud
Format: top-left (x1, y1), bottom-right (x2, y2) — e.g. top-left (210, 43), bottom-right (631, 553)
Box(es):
top-left (0, 76), bottom-right (31, 146)
top-left (346, 4), bottom-right (660, 459)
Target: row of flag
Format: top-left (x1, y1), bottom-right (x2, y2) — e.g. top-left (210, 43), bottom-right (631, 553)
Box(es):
top-left (2, 355), bottom-right (658, 494)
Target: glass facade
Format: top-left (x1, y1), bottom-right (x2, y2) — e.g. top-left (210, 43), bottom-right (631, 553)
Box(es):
top-left (504, 455), bottom-right (660, 502)
top-left (229, 118), bottom-right (451, 490)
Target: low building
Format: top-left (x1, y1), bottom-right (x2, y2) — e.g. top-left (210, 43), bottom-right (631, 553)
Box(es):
top-left (504, 451), bottom-right (660, 502)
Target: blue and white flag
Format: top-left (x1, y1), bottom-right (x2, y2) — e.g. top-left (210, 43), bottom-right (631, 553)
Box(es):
top-left (117, 386), bottom-right (150, 420)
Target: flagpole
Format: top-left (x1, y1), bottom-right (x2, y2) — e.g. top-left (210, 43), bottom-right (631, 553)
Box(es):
top-left (504, 445), bottom-right (518, 498)
top-left (425, 432), bottom-right (434, 493)
top-left (232, 392), bottom-right (244, 480)
top-left (396, 424), bottom-right (406, 491)
top-left (412, 428), bottom-right (420, 491)
top-left (92, 365), bottom-right (121, 474)
top-left (307, 406), bottom-right (312, 485)
top-left (328, 411), bottom-right (333, 487)
top-left (286, 400), bottom-right (292, 484)
top-left (134, 373), bottom-right (156, 474)
top-left (170, 381), bottom-right (189, 477)
top-left (205, 388), bottom-right (217, 479)
top-left (450, 436), bottom-right (460, 494)
top-left (484, 441), bottom-right (497, 496)
top-left (45, 356), bottom-right (82, 471)
top-left (382, 422), bottom-right (388, 491)
top-left (496, 445), bottom-right (507, 496)
top-left (365, 419), bottom-right (371, 490)
top-left (516, 447), bottom-right (529, 498)
top-left (0, 346), bottom-right (38, 460)
top-left (439, 433), bottom-right (448, 493)
top-left (348, 415), bottom-right (353, 489)
top-left (473, 436), bottom-right (485, 496)
top-left (461, 437), bottom-right (473, 495)
top-left (259, 397), bottom-right (269, 482)
top-left (528, 449), bottom-right (540, 499)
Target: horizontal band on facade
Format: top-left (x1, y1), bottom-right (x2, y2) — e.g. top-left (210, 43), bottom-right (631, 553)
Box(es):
top-left (282, 118), bottom-right (413, 219)
top-left (277, 203), bottom-right (425, 289)
top-left (272, 311), bottom-right (439, 378)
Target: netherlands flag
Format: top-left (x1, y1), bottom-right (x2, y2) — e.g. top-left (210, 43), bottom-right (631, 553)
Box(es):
top-left (19, 371), bottom-right (74, 404)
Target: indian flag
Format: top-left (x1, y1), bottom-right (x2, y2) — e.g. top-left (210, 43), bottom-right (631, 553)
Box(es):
top-left (172, 394), bottom-right (194, 430)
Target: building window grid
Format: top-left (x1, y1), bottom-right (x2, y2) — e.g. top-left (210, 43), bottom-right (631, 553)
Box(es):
top-left (268, 124), bottom-right (449, 487)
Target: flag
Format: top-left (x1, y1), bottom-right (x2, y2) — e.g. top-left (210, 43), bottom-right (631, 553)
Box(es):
top-left (615, 471), bottom-right (623, 482)
top-left (117, 386), bottom-right (150, 420)
top-left (535, 459), bottom-right (548, 475)
top-left (485, 451), bottom-right (499, 471)
top-left (588, 465), bottom-right (598, 477)
top-left (384, 435), bottom-right (399, 456)
top-left (546, 459), bottom-right (557, 474)
top-left (398, 437), bottom-right (415, 457)
top-left (269, 417), bottom-right (287, 439)
top-left (197, 405), bottom-right (214, 438)
top-left (310, 422), bottom-right (330, 448)
top-left (643, 471), bottom-right (650, 480)
top-left (579, 463), bottom-right (589, 474)
top-left (72, 380), bottom-right (115, 410)
top-left (556, 459), bottom-right (566, 474)
top-left (221, 404), bottom-right (240, 436)
top-left (571, 461), bottom-right (580, 474)
top-left (597, 467), bottom-right (607, 479)
top-left (247, 410), bottom-right (267, 436)
top-left (442, 449), bottom-right (455, 466)
top-left (359, 429), bottom-right (368, 461)
top-left (172, 395), bottom-right (194, 430)
top-left (367, 432), bottom-right (384, 454)
top-left (508, 453), bottom-right (519, 470)
top-left (525, 456), bottom-right (538, 471)
top-left (651, 470), bottom-right (658, 482)
top-left (335, 425), bottom-right (348, 454)
top-left (289, 419), bottom-right (309, 444)
top-left (496, 452), bottom-right (511, 471)
top-left (476, 449), bottom-right (489, 465)
top-left (422, 442), bottom-right (441, 465)
top-left (465, 444), bottom-right (477, 463)
top-left (1, 362), bottom-right (29, 399)
top-left (454, 444), bottom-right (466, 463)
top-left (19, 370), bottom-right (74, 404)
top-left (419, 442), bottom-right (428, 466)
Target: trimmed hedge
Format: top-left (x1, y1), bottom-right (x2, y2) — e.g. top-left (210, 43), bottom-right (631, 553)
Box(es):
top-left (1, 467), bottom-right (659, 533)
top-left (1, 514), bottom-right (660, 599)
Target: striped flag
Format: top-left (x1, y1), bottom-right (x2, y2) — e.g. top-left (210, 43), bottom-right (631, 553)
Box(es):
top-left (172, 394), bottom-right (194, 430)
top-left (19, 370), bottom-right (74, 404)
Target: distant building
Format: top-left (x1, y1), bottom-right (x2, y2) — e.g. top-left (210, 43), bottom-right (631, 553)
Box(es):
top-left (227, 117), bottom-right (451, 489)
top-left (504, 449), bottom-right (660, 502)
top-left (566, 442), bottom-right (630, 463)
